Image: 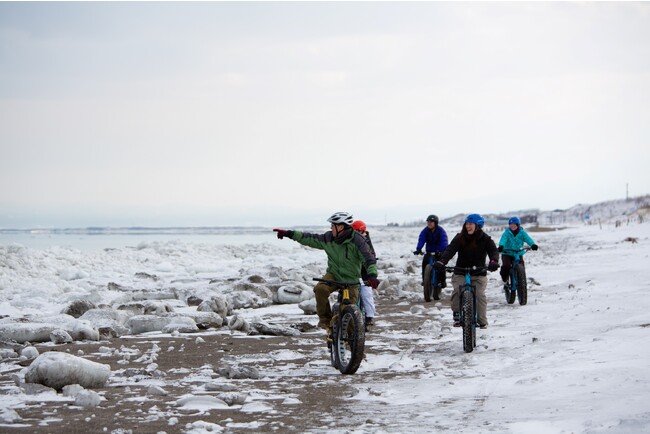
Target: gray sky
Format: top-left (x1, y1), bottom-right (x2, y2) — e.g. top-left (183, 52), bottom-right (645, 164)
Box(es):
top-left (1, 2), bottom-right (649, 228)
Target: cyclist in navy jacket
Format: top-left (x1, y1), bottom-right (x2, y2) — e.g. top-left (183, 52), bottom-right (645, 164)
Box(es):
top-left (413, 214), bottom-right (449, 288)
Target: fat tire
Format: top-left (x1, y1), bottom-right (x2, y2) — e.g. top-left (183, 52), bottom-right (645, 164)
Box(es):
top-left (334, 305), bottom-right (365, 374)
top-left (329, 303), bottom-right (340, 368)
top-left (432, 269), bottom-right (441, 301)
top-left (423, 264), bottom-right (434, 302)
top-left (516, 264), bottom-right (528, 305)
top-left (461, 290), bottom-right (475, 353)
top-left (505, 269), bottom-right (516, 304)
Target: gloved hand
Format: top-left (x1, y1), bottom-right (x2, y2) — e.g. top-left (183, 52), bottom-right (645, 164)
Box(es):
top-left (488, 260), bottom-right (499, 272)
top-left (498, 245), bottom-right (504, 252)
top-left (273, 229), bottom-right (293, 240)
top-left (366, 276), bottom-right (380, 289)
top-left (531, 244), bottom-right (539, 251)
top-left (413, 249), bottom-right (422, 255)
top-left (434, 261), bottom-right (445, 271)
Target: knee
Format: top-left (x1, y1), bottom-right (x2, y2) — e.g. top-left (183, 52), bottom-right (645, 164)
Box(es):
top-left (313, 285), bottom-right (330, 299)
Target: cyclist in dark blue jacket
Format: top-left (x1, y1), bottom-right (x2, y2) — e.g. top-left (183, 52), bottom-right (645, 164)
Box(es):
top-left (413, 214), bottom-right (449, 288)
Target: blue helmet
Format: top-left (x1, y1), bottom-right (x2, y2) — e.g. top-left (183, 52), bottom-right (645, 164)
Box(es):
top-left (508, 216), bottom-right (521, 225)
top-left (465, 213), bottom-right (484, 228)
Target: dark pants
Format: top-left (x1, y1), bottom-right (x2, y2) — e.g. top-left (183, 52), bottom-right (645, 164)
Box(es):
top-left (500, 254), bottom-right (525, 282)
top-left (422, 252), bottom-right (446, 286)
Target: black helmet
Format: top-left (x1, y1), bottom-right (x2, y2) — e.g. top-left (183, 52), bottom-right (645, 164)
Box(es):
top-left (426, 214), bottom-right (439, 224)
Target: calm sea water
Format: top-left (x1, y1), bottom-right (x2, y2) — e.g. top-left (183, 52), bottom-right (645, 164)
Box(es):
top-left (0, 228), bottom-right (282, 251)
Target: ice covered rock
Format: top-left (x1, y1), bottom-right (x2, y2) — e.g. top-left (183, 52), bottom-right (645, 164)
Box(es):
top-left (0, 408), bottom-right (22, 423)
top-left (21, 383), bottom-right (56, 395)
top-left (20, 346), bottom-right (39, 360)
top-left (232, 281), bottom-right (273, 300)
top-left (245, 274), bottom-right (266, 284)
top-left (143, 300), bottom-right (174, 315)
top-left (126, 315), bottom-right (171, 334)
top-left (197, 295), bottom-right (230, 320)
top-left (126, 314), bottom-right (199, 334)
top-left (162, 317), bottom-right (199, 334)
top-left (204, 382), bottom-right (238, 392)
top-left (227, 291), bottom-right (272, 309)
top-left (147, 385), bottom-right (168, 396)
top-left (79, 308), bottom-right (130, 337)
top-left (0, 323), bottom-right (55, 343)
top-left (67, 320), bottom-right (100, 341)
top-left (217, 392), bottom-right (248, 406)
top-left (62, 383), bottom-right (85, 397)
top-left (75, 389), bottom-right (102, 408)
top-left (275, 282), bottom-right (313, 304)
top-left (25, 352), bottom-right (111, 391)
top-left (298, 298), bottom-right (317, 315)
top-left (250, 321), bottom-right (300, 337)
top-left (227, 315), bottom-right (250, 333)
top-left (215, 365), bottom-right (260, 380)
top-left (176, 395), bottom-right (229, 410)
top-left (50, 329), bottom-right (73, 344)
top-left (0, 348), bottom-right (18, 359)
top-left (61, 299), bottom-right (96, 318)
top-left (186, 311), bottom-right (223, 329)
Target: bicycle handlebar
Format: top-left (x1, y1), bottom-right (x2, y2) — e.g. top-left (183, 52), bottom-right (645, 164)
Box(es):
top-left (501, 247), bottom-right (531, 254)
top-left (443, 265), bottom-right (489, 274)
top-left (313, 278), bottom-right (361, 288)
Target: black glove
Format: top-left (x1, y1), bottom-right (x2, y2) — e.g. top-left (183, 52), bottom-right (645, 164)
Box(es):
top-left (273, 229), bottom-right (293, 240)
top-left (488, 260), bottom-right (499, 272)
top-left (366, 278), bottom-right (380, 289)
top-left (413, 249), bottom-right (422, 255)
top-left (531, 244), bottom-right (538, 251)
top-left (434, 261), bottom-right (445, 271)
top-left (498, 245), bottom-right (504, 252)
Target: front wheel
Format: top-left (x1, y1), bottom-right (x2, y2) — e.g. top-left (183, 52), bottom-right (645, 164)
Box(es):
top-left (423, 264), bottom-right (434, 302)
top-left (461, 290), bottom-right (475, 353)
top-left (333, 305), bottom-right (365, 374)
top-left (505, 276), bottom-right (516, 304)
top-left (516, 264), bottom-right (528, 305)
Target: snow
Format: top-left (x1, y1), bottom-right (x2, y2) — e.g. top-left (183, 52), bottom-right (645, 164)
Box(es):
top-left (1, 210), bottom-right (650, 432)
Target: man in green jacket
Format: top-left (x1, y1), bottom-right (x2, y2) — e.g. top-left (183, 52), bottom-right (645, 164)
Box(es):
top-left (274, 212), bottom-right (380, 330)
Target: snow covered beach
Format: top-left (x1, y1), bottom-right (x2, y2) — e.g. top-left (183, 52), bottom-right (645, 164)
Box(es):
top-left (1, 221), bottom-right (649, 433)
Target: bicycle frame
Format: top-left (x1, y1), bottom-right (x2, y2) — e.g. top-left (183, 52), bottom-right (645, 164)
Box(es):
top-left (445, 265), bottom-right (488, 353)
top-left (419, 252), bottom-right (442, 301)
top-left (313, 278), bottom-right (366, 374)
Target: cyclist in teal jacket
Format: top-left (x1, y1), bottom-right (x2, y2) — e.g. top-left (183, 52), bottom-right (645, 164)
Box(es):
top-left (498, 216), bottom-right (539, 283)
top-left (274, 212), bottom-right (379, 330)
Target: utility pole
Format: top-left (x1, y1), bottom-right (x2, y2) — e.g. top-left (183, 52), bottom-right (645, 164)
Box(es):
top-left (626, 183), bottom-right (629, 201)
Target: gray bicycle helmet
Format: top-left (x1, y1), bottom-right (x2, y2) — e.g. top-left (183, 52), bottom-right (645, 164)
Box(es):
top-left (327, 211), bottom-right (354, 226)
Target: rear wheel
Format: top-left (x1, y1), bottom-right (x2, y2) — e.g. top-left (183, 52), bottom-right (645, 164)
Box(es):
top-left (516, 264), bottom-right (528, 305)
top-left (334, 305), bottom-right (365, 374)
top-left (423, 264), bottom-right (434, 302)
top-left (461, 289), bottom-right (475, 353)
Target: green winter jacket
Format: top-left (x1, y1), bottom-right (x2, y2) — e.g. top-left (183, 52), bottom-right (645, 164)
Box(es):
top-left (288, 229), bottom-right (378, 284)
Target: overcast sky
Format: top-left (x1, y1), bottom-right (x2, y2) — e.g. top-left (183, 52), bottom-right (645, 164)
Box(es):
top-left (1, 2), bottom-right (649, 228)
